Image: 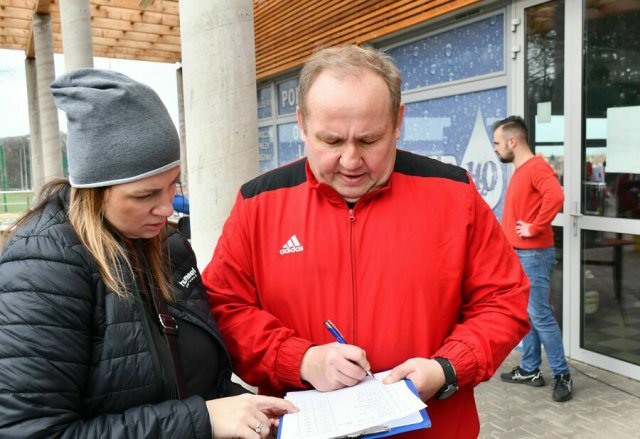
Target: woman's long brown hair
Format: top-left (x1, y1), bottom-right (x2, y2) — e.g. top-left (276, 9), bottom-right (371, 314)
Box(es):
top-left (2, 179), bottom-right (172, 301)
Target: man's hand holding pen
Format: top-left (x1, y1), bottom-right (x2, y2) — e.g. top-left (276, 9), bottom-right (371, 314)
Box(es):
top-left (300, 342), bottom-right (373, 391)
top-left (300, 320), bottom-right (373, 391)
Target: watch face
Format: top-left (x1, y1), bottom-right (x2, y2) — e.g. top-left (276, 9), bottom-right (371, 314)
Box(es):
top-left (438, 383), bottom-right (458, 400)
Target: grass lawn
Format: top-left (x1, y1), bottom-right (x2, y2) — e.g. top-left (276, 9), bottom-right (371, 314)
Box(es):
top-left (0, 191), bottom-right (33, 214)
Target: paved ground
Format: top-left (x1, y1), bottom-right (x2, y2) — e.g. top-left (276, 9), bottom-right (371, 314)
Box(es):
top-left (476, 351), bottom-right (640, 438)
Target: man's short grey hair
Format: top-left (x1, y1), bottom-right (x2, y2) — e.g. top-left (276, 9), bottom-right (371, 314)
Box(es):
top-left (297, 45), bottom-right (402, 124)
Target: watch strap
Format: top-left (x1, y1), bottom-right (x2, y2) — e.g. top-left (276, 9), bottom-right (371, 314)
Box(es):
top-left (433, 357), bottom-right (458, 400)
top-left (433, 357), bottom-right (457, 385)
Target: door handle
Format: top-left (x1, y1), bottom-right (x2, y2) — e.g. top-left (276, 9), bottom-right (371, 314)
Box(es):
top-left (570, 203), bottom-right (583, 236)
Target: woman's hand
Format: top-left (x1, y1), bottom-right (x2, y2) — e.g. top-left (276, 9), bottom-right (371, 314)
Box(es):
top-left (206, 394), bottom-right (298, 438)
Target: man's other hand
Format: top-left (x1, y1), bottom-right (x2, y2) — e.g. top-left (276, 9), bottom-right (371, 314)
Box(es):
top-left (383, 358), bottom-right (445, 401)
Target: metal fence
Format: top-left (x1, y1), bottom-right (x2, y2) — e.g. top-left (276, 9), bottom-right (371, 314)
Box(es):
top-left (0, 190), bottom-right (33, 215)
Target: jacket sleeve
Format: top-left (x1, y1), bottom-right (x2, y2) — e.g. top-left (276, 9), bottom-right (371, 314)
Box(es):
top-left (527, 163), bottom-right (564, 237)
top-left (203, 192), bottom-right (313, 394)
top-left (433, 178), bottom-right (531, 388)
top-left (0, 233), bottom-right (212, 439)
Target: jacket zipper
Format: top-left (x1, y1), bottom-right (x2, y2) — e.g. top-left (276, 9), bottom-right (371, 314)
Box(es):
top-left (133, 247), bottom-right (177, 400)
top-left (349, 208), bottom-right (357, 344)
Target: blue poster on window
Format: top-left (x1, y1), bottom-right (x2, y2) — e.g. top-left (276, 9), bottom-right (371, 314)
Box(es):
top-left (257, 86), bottom-right (272, 119)
top-left (398, 88), bottom-right (507, 217)
top-left (387, 14), bottom-right (504, 91)
top-left (277, 78), bottom-right (299, 115)
top-left (278, 122), bottom-right (304, 166)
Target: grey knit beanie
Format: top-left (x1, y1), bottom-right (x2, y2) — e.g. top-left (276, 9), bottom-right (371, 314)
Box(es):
top-left (50, 68), bottom-right (180, 188)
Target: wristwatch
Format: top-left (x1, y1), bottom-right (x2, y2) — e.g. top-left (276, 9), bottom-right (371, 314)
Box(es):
top-left (433, 357), bottom-right (458, 400)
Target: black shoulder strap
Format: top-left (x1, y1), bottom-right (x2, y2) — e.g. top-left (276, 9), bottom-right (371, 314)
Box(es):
top-left (134, 245), bottom-right (189, 400)
top-left (151, 292), bottom-right (189, 399)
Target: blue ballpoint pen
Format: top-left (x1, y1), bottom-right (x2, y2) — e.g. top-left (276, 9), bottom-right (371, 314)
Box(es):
top-left (324, 319), bottom-right (375, 379)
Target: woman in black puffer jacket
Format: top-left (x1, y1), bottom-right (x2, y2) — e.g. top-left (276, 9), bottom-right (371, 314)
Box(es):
top-left (0, 69), bottom-right (296, 439)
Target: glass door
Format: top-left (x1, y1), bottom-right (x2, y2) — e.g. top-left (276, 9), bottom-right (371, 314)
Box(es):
top-left (516, 0), bottom-right (640, 381)
top-left (513, 0), bottom-right (567, 338)
top-left (573, 0), bottom-right (640, 379)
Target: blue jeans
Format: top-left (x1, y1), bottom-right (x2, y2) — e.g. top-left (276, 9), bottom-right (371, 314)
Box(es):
top-left (516, 247), bottom-right (570, 377)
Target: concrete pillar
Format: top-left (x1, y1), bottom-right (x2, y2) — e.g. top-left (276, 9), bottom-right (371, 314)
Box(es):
top-left (25, 59), bottom-right (44, 190)
top-left (59, 0), bottom-right (94, 71)
top-left (32, 13), bottom-right (62, 181)
top-left (176, 66), bottom-right (188, 194)
top-left (179, 0), bottom-right (259, 267)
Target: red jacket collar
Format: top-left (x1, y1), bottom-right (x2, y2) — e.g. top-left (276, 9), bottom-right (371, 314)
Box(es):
top-left (304, 160), bottom-right (391, 208)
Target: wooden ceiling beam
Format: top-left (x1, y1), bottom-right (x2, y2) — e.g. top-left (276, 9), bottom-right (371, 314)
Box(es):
top-left (91, 26), bottom-right (180, 45)
top-left (88, 16), bottom-right (178, 36)
top-left (93, 44), bottom-right (179, 63)
top-left (34, 0), bottom-right (53, 14)
top-left (90, 5), bottom-right (179, 27)
top-left (0, 35), bottom-right (27, 47)
top-left (52, 32), bottom-right (179, 53)
top-left (92, 37), bottom-right (178, 53)
top-left (93, 0), bottom-right (179, 15)
top-left (0, 0), bottom-right (34, 7)
top-left (0, 27), bottom-right (30, 38)
top-left (0, 6), bottom-right (35, 20)
top-left (0, 17), bottom-right (33, 29)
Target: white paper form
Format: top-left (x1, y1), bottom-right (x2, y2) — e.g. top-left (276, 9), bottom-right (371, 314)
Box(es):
top-left (279, 371), bottom-right (426, 439)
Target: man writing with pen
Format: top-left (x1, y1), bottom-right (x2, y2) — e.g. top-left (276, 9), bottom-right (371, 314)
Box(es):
top-left (203, 45), bottom-right (530, 438)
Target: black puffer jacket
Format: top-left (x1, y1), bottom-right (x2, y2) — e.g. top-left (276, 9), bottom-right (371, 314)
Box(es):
top-left (0, 187), bottom-right (242, 438)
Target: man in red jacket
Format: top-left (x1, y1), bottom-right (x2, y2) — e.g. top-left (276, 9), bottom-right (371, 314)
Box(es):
top-left (204, 45), bottom-right (530, 437)
top-left (493, 116), bottom-right (572, 402)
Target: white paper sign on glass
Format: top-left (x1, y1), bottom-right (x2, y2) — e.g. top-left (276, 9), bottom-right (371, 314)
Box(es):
top-left (605, 106), bottom-right (640, 174)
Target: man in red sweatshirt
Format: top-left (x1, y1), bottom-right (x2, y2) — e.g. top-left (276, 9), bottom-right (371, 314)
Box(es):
top-left (204, 46), bottom-right (531, 437)
top-left (493, 116), bottom-right (572, 402)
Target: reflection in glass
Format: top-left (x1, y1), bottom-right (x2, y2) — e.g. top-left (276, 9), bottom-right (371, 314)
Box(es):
top-left (526, 1), bottom-right (565, 193)
top-left (258, 126), bottom-right (276, 173)
top-left (277, 123), bottom-right (304, 166)
top-left (582, 230), bottom-right (640, 366)
top-left (551, 226), bottom-right (564, 330)
top-left (583, 1), bottom-right (640, 218)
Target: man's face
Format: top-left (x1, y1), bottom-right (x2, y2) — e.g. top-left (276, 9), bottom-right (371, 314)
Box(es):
top-left (297, 69), bottom-right (404, 203)
top-left (493, 127), bottom-right (514, 164)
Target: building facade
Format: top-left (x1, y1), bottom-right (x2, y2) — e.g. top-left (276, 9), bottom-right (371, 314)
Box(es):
top-left (254, 0), bottom-right (640, 381)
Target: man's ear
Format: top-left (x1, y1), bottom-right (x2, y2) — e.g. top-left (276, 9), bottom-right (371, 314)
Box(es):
top-left (296, 106), bottom-right (307, 142)
top-left (395, 104), bottom-right (405, 139)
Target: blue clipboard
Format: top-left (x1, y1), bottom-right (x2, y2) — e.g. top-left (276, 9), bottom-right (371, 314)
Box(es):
top-left (363, 379), bottom-right (430, 438)
top-left (277, 378), bottom-right (430, 438)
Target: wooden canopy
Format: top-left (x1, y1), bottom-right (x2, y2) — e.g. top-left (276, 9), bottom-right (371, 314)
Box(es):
top-left (1, 0), bottom-right (486, 76)
top-left (0, 0), bottom-right (180, 64)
